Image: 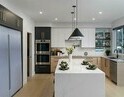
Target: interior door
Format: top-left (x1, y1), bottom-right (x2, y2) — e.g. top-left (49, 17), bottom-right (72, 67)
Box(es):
top-left (9, 29), bottom-right (22, 96)
top-left (27, 33), bottom-right (32, 77)
top-left (0, 26), bottom-right (9, 97)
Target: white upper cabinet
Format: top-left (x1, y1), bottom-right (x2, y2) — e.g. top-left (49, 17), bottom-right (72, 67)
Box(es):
top-left (51, 28), bottom-right (72, 47)
top-left (51, 27), bottom-right (95, 48)
top-left (80, 28), bottom-right (95, 48)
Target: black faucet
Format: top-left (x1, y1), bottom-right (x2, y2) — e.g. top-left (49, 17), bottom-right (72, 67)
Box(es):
top-left (114, 49), bottom-right (119, 58)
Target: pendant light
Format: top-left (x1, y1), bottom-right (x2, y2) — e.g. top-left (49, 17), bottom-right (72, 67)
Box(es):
top-left (71, 11), bottom-right (74, 33)
top-left (69, 0), bottom-right (84, 40)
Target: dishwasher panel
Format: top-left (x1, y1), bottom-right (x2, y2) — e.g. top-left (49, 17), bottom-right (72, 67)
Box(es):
top-left (110, 60), bottom-right (117, 83)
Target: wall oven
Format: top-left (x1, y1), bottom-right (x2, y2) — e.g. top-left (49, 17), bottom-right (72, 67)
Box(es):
top-left (35, 40), bottom-right (50, 66)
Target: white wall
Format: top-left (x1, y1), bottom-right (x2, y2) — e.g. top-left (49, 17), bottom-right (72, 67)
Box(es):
top-left (0, 0), bottom-right (35, 85)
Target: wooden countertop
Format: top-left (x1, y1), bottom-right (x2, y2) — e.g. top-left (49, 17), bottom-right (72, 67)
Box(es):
top-left (51, 55), bottom-right (101, 58)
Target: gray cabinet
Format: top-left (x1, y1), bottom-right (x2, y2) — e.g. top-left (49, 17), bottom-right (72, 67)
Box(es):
top-left (0, 25), bottom-right (10, 97)
top-left (0, 4), bottom-right (23, 31)
top-left (0, 26), bottom-right (22, 97)
top-left (9, 30), bottom-right (22, 96)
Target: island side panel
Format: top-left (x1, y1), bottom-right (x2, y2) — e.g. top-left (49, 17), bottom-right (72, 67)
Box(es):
top-left (55, 73), bottom-right (105, 97)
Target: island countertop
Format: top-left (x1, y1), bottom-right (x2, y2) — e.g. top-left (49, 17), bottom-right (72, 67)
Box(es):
top-left (55, 59), bottom-right (105, 97)
top-left (55, 59), bottom-right (104, 74)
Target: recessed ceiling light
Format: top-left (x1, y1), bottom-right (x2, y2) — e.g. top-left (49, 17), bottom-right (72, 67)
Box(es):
top-left (99, 12), bottom-right (102, 14)
top-left (117, 29), bottom-right (121, 32)
top-left (39, 11), bottom-right (43, 14)
top-left (92, 18), bottom-right (95, 21)
top-left (74, 18), bottom-right (76, 21)
top-left (55, 18), bottom-right (58, 21)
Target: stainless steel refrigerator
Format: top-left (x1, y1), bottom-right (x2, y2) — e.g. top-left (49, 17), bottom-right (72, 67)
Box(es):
top-left (0, 26), bottom-right (22, 97)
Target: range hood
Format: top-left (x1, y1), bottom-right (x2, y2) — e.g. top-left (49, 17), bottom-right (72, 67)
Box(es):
top-left (68, 28), bottom-right (84, 40)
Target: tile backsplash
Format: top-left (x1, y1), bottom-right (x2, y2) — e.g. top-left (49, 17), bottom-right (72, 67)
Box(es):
top-left (59, 47), bottom-right (104, 56)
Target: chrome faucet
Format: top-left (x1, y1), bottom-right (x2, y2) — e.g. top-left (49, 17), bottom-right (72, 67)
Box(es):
top-left (114, 49), bottom-right (118, 58)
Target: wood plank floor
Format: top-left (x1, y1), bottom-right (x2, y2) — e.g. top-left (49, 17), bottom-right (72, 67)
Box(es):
top-left (14, 74), bottom-right (124, 97)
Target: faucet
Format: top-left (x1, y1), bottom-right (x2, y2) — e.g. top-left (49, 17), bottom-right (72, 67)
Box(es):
top-left (114, 49), bottom-right (118, 58)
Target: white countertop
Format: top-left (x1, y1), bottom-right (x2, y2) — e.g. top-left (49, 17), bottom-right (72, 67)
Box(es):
top-left (55, 59), bottom-right (105, 97)
top-left (55, 59), bottom-right (104, 74)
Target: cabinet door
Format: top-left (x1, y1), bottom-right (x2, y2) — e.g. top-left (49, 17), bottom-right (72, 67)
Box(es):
top-left (3, 9), bottom-right (17, 28)
top-left (101, 57), bottom-right (106, 72)
top-left (51, 28), bottom-right (59, 47)
top-left (51, 28), bottom-right (65, 47)
top-left (88, 28), bottom-right (95, 47)
top-left (15, 16), bottom-right (23, 31)
top-left (0, 26), bottom-right (9, 97)
top-left (105, 59), bottom-right (110, 77)
top-left (81, 28), bottom-right (95, 48)
top-left (92, 58), bottom-right (98, 65)
top-left (51, 58), bottom-right (59, 73)
top-left (0, 6), bottom-right (3, 22)
top-left (9, 29), bottom-right (22, 96)
top-left (81, 28), bottom-right (89, 47)
top-left (64, 28), bottom-right (72, 40)
top-left (97, 57), bottom-right (102, 69)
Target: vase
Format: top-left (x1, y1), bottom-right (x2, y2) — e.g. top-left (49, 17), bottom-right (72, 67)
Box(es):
top-left (68, 54), bottom-right (72, 62)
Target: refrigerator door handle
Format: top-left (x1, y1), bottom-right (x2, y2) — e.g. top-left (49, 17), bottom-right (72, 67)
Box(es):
top-left (8, 34), bottom-right (11, 90)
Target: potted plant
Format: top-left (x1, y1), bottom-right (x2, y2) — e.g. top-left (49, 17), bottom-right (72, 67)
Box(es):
top-left (105, 49), bottom-right (111, 56)
top-left (66, 46), bottom-right (74, 62)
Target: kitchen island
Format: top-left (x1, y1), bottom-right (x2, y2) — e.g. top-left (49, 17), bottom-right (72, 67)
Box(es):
top-left (55, 59), bottom-right (105, 97)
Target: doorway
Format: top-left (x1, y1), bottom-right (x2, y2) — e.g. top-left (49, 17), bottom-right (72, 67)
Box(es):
top-left (27, 33), bottom-right (32, 77)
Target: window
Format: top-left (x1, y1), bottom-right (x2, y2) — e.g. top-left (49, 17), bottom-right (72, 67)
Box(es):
top-left (113, 27), bottom-right (124, 54)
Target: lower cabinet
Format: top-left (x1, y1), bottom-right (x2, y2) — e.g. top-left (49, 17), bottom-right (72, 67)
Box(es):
top-left (35, 65), bottom-right (50, 73)
top-left (85, 57), bottom-right (98, 66)
top-left (97, 57), bottom-right (102, 69)
top-left (51, 57), bottom-right (59, 73)
top-left (101, 57), bottom-right (110, 77)
top-left (101, 57), bottom-right (106, 72)
top-left (105, 59), bottom-right (110, 78)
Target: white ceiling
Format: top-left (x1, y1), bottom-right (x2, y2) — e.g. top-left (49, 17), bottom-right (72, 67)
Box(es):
top-left (6, 0), bottom-right (124, 24)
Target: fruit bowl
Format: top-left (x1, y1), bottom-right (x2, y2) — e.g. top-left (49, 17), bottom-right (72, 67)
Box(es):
top-left (86, 64), bottom-right (97, 70)
top-left (81, 60), bottom-right (89, 65)
top-left (59, 61), bottom-right (69, 70)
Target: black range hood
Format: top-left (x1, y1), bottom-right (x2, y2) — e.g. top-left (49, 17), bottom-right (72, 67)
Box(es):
top-left (68, 28), bottom-right (84, 40)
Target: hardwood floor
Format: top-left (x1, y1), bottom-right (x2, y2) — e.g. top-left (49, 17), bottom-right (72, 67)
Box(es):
top-left (13, 74), bottom-right (54, 97)
top-left (14, 74), bottom-right (124, 97)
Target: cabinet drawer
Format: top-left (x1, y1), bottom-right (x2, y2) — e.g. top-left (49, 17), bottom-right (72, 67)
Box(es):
top-left (35, 65), bottom-right (50, 73)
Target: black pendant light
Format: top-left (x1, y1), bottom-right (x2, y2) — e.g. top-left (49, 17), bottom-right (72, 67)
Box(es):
top-left (69, 0), bottom-right (84, 40)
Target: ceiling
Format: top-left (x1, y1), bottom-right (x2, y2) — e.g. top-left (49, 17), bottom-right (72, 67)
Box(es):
top-left (6, 0), bottom-right (124, 24)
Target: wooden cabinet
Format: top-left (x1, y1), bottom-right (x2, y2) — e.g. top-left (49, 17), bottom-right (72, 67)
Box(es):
top-left (51, 57), bottom-right (59, 73)
top-left (85, 57), bottom-right (98, 66)
top-left (81, 28), bottom-right (95, 48)
top-left (0, 4), bottom-right (22, 31)
top-left (101, 57), bottom-right (110, 77)
top-left (105, 59), bottom-right (110, 77)
top-left (97, 57), bottom-right (102, 69)
top-left (101, 57), bottom-right (106, 72)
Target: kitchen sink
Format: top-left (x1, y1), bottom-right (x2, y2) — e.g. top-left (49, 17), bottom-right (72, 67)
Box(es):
top-left (108, 56), bottom-right (117, 59)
